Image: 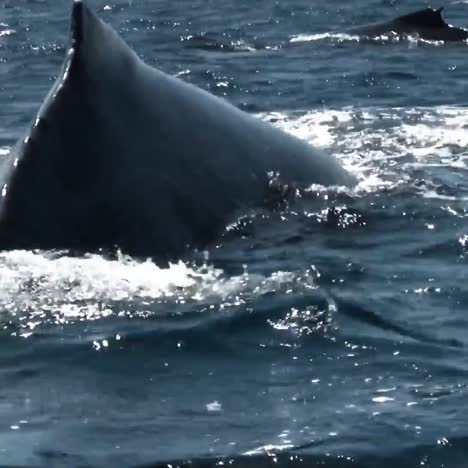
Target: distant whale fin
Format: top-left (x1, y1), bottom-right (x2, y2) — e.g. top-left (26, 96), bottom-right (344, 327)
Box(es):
top-left (395, 7), bottom-right (448, 29)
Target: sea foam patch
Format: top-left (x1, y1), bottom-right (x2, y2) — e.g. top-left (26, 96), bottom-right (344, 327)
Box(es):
top-left (262, 105), bottom-right (468, 193)
top-left (0, 249), bottom-right (315, 330)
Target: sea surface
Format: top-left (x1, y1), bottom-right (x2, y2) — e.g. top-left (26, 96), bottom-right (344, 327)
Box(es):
top-left (1, 0), bottom-right (468, 467)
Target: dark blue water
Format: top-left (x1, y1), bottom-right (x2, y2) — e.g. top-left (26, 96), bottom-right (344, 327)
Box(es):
top-left (1, 0), bottom-right (468, 467)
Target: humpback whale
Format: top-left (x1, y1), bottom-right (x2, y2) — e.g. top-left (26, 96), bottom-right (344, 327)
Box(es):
top-left (348, 7), bottom-right (468, 42)
top-left (0, 1), bottom-right (355, 262)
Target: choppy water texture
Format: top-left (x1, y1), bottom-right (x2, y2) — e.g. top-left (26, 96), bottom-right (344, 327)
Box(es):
top-left (1, 0), bottom-right (468, 467)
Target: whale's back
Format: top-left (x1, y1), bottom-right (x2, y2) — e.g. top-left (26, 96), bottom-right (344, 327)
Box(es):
top-left (0, 0), bottom-right (355, 260)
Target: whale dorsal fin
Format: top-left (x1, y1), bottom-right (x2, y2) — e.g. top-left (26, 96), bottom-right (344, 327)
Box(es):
top-left (396, 7), bottom-right (447, 28)
top-left (65, 0), bottom-right (139, 82)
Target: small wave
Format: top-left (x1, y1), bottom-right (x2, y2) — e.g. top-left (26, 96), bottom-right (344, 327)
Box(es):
top-left (135, 436), bottom-right (468, 467)
top-left (243, 443), bottom-right (295, 455)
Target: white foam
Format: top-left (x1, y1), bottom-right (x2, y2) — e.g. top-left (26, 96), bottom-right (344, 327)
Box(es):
top-left (260, 105), bottom-right (468, 194)
top-left (0, 29), bottom-right (15, 38)
top-left (289, 33), bottom-right (359, 43)
top-left (289, 32), bottom-right (448, 46)
top-left (206, 401), bottom-right (222, 412)
top-left (0, 250), bottom-right (313, 327)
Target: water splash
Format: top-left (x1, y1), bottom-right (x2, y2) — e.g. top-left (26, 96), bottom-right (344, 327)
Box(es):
top-left (0, 250), bottom-right (315, 330)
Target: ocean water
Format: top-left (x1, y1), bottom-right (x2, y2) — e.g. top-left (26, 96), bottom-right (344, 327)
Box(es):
top-left (1, 0), bottom-right (468, 467)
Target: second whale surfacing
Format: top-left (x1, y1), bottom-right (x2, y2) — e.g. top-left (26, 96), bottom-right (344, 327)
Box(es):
top-left (0, 0), bottom-right (355, 262)
top-left (348, 7), bottom-right (468, 42)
